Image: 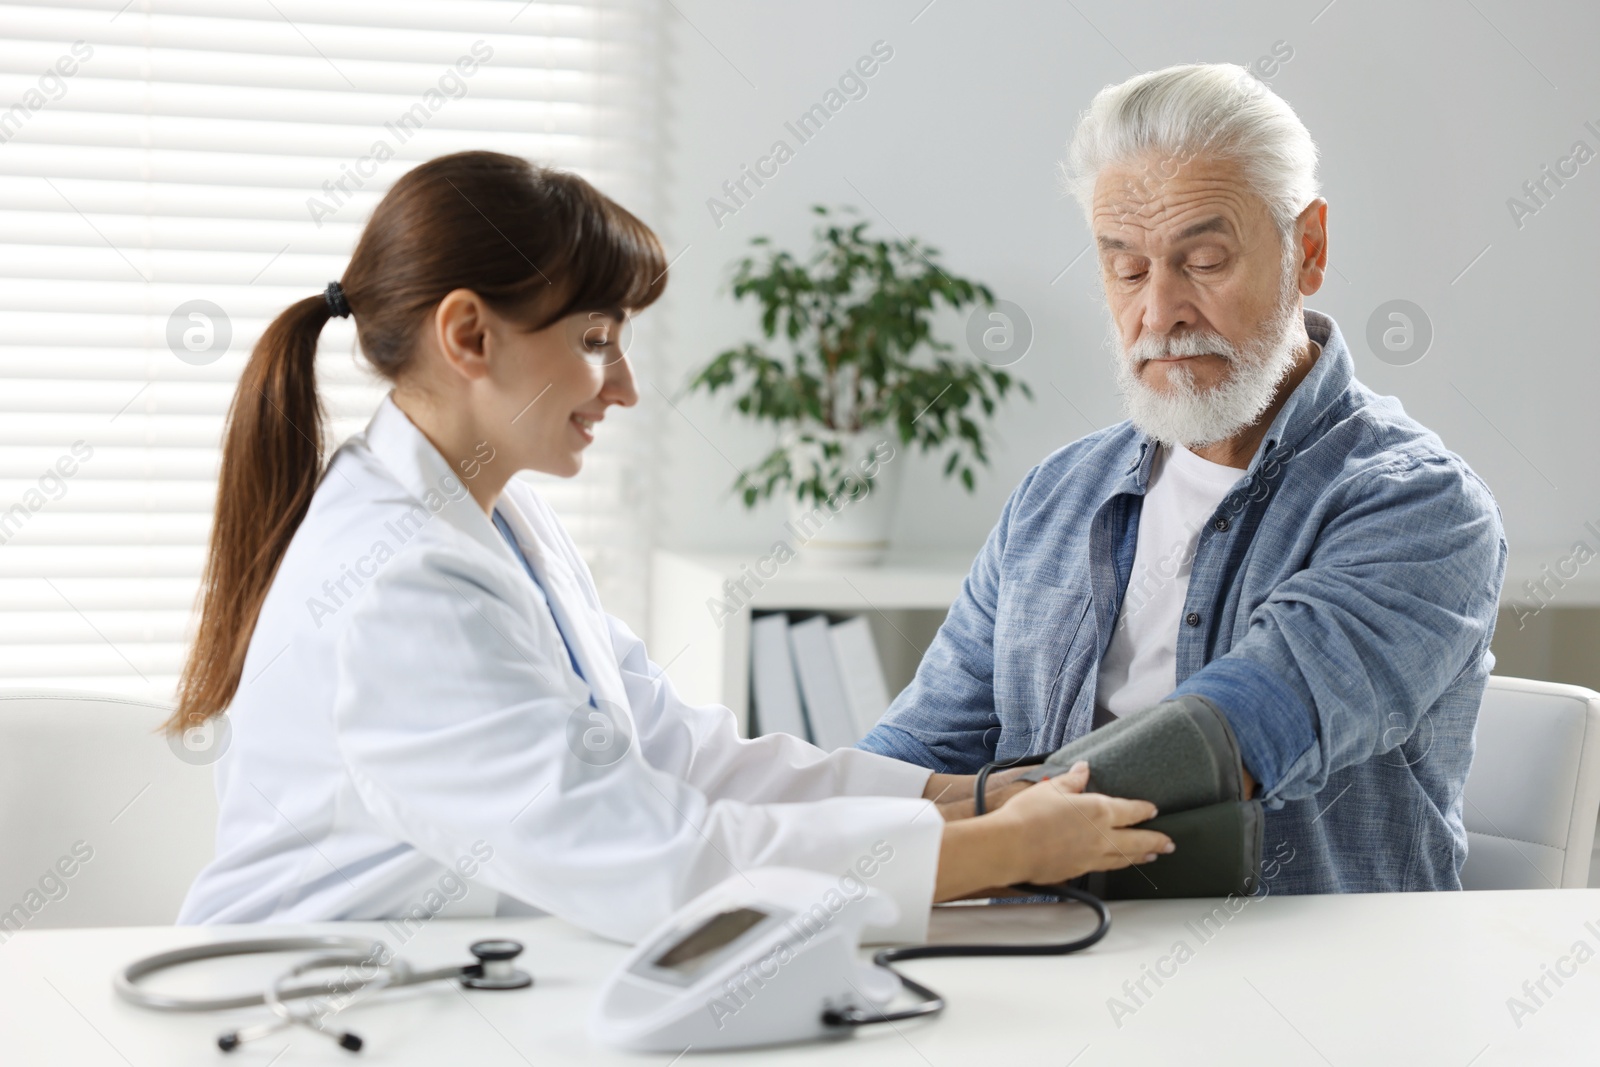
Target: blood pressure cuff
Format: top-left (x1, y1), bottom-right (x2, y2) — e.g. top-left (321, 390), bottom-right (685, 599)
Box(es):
top-left (1016, 693), bottom-right (1264, 899)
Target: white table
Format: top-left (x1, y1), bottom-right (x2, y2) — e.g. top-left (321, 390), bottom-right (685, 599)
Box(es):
top-left (3, 890), bottom-right (1597, 1065)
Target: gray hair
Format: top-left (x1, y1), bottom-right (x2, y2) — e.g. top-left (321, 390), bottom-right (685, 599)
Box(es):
top-left (1062, 63), bottom-right (1320, 243)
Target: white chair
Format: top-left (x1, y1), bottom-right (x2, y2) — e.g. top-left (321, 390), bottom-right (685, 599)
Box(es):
top-left (0, 690), bottom-right (217, 931)
top-left (1459, 676), bottom-right (1600, 890)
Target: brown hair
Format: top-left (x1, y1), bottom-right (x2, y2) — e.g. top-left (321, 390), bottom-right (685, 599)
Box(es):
top-left (169, 151), bottom-right (667, 732)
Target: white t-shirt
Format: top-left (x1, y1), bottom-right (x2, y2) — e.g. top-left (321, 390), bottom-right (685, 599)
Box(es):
top-left (1094, 442), bottom-right (1244, 719)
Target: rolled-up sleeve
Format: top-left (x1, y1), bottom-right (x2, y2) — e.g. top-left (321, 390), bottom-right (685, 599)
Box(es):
top-left (1171, 455), bottom-right (1505, 805)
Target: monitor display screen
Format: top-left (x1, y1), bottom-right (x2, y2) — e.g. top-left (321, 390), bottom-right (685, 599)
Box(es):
top-left (651, 907), bottom-right (769, 974)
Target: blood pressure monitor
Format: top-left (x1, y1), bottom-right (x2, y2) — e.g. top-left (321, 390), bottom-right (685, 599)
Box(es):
top-left (589, 868), bottom-right (902, 1051)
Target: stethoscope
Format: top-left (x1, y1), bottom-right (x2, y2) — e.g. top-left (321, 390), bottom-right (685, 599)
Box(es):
top-left (115, 936), bottom-right (533, 1053)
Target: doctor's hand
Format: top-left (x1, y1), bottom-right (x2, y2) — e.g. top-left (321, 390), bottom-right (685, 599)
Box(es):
top-left (932, 760), bottom-right (1173, 903)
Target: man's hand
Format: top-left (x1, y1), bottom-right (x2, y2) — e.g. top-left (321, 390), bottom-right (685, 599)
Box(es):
top-left (1242, 766), bottom-right (1256, 798)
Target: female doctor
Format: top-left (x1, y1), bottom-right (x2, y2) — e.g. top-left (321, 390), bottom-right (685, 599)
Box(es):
top-left (174, 151), bottom-right (1172, 943)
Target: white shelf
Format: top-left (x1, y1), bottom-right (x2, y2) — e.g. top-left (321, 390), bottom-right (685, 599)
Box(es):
top-left (648, 549), bottom-right (973, 733)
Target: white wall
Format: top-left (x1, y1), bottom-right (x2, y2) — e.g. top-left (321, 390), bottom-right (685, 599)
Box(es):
top-left (645, 0), bottom-right (1600, 604)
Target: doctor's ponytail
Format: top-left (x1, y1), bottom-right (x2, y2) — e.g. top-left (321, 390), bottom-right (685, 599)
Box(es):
top-left (171, 294), bottom-right (331, 735)
top-left (170, 151), bottom-right (667, 733)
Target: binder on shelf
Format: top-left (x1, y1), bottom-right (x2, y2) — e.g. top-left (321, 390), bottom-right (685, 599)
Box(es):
top-left (829, 615), bottom-right (892, 739)
top-left (786, 614), bottom-right (859, 751)
top-left (749, 613), bottom-right (810, 741)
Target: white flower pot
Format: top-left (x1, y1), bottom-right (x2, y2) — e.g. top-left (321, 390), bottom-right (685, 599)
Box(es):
top-left (782, 429), bottom-right (901, 568)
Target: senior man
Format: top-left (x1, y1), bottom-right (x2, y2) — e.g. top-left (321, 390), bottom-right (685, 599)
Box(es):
top-left (860, 63), bottom-right (1506, 893)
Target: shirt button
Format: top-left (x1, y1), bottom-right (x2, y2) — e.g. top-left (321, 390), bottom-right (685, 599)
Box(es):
top-left (1213, 516), bottom-right (1230, 532)
top-left (1185, 611), bottom-right (1202, 627)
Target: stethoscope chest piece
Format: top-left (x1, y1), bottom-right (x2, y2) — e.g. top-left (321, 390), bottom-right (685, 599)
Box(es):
top-left (461, 939), bottom-right (534, 991)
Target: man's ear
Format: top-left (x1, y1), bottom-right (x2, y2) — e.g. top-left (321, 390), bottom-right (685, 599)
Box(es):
top-left (433, 288), bottom-right (494, 382)
top-left (1295, 198), bottom-right (1329, 298)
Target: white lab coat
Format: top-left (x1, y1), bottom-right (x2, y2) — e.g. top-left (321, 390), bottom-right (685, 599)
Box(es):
top-left (178, 396), bottom-right (942, 943)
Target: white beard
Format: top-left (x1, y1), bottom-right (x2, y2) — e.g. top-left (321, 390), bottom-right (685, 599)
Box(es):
top-left (1109, 260), bottom-right (1306, 449)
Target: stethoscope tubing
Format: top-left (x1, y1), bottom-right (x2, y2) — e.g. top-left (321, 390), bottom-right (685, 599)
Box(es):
top-left (114, 935), bottom-right (462, 1013)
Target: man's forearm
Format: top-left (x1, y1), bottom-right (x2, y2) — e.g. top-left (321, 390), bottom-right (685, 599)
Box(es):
top-left (923, 768), bottom-right (1030, 820)
top-left (922, 772), bottom-right (969, 806)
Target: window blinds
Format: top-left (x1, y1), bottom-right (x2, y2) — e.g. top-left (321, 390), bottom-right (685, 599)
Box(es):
top-left (0, 0), bottom-right (662, 700)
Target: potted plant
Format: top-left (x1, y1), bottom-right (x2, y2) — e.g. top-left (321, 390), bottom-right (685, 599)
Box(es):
top-left (687, 205), bottom-right (1031, 566)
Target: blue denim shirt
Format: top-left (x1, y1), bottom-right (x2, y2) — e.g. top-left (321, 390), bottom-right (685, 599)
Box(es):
top-left (860, 309), bottom-right (1507, 893)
